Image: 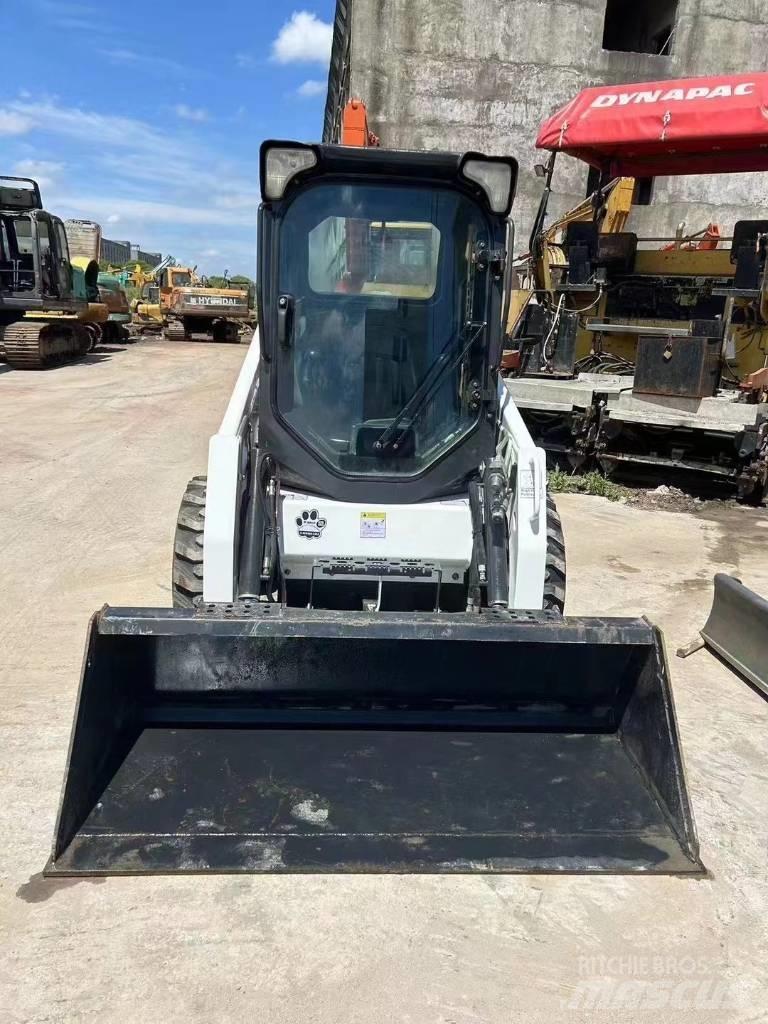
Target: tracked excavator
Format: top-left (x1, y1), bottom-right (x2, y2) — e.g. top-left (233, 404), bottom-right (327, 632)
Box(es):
top-left (47, 141), bottom-right (701, 876)
top-left (96, 273), bottom-right (132, 344)
top-left (0, 176), bottom-right (92, 368)
top-left (133, 260), bottom-right (250, 342)
top-left (63, 218), bottom-right (131, 345)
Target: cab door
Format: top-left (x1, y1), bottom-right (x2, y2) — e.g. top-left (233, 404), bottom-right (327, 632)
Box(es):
top-left (30, 211), bottom-right (56, 297)
top-left (51, 216), bottom-right (74, 298)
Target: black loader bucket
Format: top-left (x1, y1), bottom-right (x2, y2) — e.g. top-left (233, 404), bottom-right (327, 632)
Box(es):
top-left (46, 607), bottom-right (703, 875)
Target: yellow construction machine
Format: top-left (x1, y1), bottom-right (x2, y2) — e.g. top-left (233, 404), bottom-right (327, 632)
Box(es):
top-left (133, 260), bottom-right (250, 342)
top-left (505, 74), bottom-right (768, 502)
top-left (62, 219), bottom-right (132, 345)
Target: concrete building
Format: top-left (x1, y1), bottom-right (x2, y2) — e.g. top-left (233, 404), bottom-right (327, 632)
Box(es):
top-left (100, 237), bottom-right (162, 267)
top-left (323, 0), bottom-right (768, 251)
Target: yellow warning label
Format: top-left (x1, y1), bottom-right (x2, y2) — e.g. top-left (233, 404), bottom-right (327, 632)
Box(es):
top-left (360, 511), bottom-right (386, 539)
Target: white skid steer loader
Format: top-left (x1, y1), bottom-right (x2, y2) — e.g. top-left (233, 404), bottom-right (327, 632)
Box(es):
top-left (47, 143), bottom-right (702, 876)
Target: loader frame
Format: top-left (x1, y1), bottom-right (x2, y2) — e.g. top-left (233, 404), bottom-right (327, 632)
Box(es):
top-left (203, 142), bottom-right (546, 609)
top-left (202, 329), bottom-right (547, 608)
top-left (48, 142), bottom-right (704, 878)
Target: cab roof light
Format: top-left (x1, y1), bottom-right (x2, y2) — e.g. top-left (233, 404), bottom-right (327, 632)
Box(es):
top-left (462, 158), bottom-right (514, 215)
top-left (264, 147), bottom-right (317, 200)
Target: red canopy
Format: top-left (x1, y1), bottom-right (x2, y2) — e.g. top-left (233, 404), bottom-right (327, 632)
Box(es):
top-left (536, 74), bottom-right (768, 176)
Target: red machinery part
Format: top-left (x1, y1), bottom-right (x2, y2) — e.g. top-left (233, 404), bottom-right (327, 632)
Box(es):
top-left (536, 73), bottom-right (768, 176)
top-left (341, 99), bottom-right (380, 148)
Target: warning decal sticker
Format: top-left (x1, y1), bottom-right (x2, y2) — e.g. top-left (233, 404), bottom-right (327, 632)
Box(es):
top-left (360, 512), bottom-right (386, 539)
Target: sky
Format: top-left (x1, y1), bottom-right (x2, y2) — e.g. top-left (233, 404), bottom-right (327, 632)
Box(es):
top-left (1, 1), bottom-right (337, 276)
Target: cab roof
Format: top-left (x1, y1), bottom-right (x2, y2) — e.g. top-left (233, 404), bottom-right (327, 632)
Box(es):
top-left (259, 141), bottom-right (518, 216)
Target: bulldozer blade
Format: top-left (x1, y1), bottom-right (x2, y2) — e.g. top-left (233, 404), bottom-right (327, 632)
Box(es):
top-left (689, 573), bottom-right (768, 699)
top-left (46, 606), bottom-right (703, 876)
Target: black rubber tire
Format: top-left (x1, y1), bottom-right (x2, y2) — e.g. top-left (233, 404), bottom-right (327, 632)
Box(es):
top-left (86, 322), bottom-right (102, 351)
top-left (741, 485), bottom-right (766, 508)
top-left (739, 466), bottom-right (767, 507)
top-left (172, 476), bottom-right (206, 608)
top-left (543, 495), bottom-right (567, 614)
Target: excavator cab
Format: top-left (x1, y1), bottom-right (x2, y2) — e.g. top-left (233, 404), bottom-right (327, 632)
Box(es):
top-left (0, 177), bottom-right (80, 313)
top-left (46, 145), bottom-right (702, 877)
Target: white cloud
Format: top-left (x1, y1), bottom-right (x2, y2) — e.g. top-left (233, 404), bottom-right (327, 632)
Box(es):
top-left (174, 103), bottom-right (208, 122)
top-left (271, 12), bottom-right (332, 65)
top-left (235, 52), bottom-right (256, 69)
top-left (4, 98), bottom-right (169, 153)
top-left (2, 94), bottom-right (260, 210)
top-left (50, 194), bottom-right (254, 227)
top-left (1, 93), bottom-right (258, 275)
top-left (54, 17), bottom-right (98, 31)
top-left (39, 1), bottom-right (97, 15)
top-left (97, 150), bottom-right (260, 209)
top-left (296, 79), bottom-right (325, 98)
top-left (12, 159), bottom-right (64, 190)
top-left (212, 192), bottom-right (260, 210)
top-left (99, 48), bottom-right (190, 77)
top-left (37, 1), bottom-right (101, 31)
top-left (0, 109), bottom-right (32, 135)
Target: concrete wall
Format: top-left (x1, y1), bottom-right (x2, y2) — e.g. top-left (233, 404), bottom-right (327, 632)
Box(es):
top-left (327, 0), bottom-right (768, 252)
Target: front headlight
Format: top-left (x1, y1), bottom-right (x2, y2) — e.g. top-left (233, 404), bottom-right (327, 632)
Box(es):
top-left (461, 157), bottom-right (516, 215)
top-left (263, 146), bottom-right (318, 201)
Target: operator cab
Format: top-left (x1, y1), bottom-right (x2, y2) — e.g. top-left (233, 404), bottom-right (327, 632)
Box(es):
top-left (257, 143), bottom-right (517, 504)
top-left (168, 268), bottom-right (193, 288)
top-left (0, 176), bottom-right (77, 312)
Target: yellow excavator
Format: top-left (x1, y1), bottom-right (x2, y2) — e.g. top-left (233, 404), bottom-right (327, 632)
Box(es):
top-left (133, 260), bottom-right (250, 342)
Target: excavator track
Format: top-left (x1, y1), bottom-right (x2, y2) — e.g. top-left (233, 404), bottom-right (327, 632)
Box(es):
top-left (0, 321), bottom-right (91, 370)
top-left (164, 323), bottom-right (187, 343)
top-left (213, 320), bottom-right (242, 344)
top-left (84, 322), bottom-right (102, 352)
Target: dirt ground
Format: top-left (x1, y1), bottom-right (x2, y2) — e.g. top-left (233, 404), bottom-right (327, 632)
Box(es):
top-left (2, 340), bottom-right (767, 1023)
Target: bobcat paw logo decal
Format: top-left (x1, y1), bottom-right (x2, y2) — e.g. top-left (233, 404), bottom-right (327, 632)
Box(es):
top-left (296, 509), bottom-right (327, 539)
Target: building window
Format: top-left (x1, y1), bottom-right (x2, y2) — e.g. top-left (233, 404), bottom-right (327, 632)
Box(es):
top-left (602, 0), bottom-right (677, 55)
top-left (633, 178), bottom-right (654, 206)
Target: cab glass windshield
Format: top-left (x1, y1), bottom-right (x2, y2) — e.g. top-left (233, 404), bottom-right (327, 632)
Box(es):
top-left (276, 182), bottom-right (492, 477)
